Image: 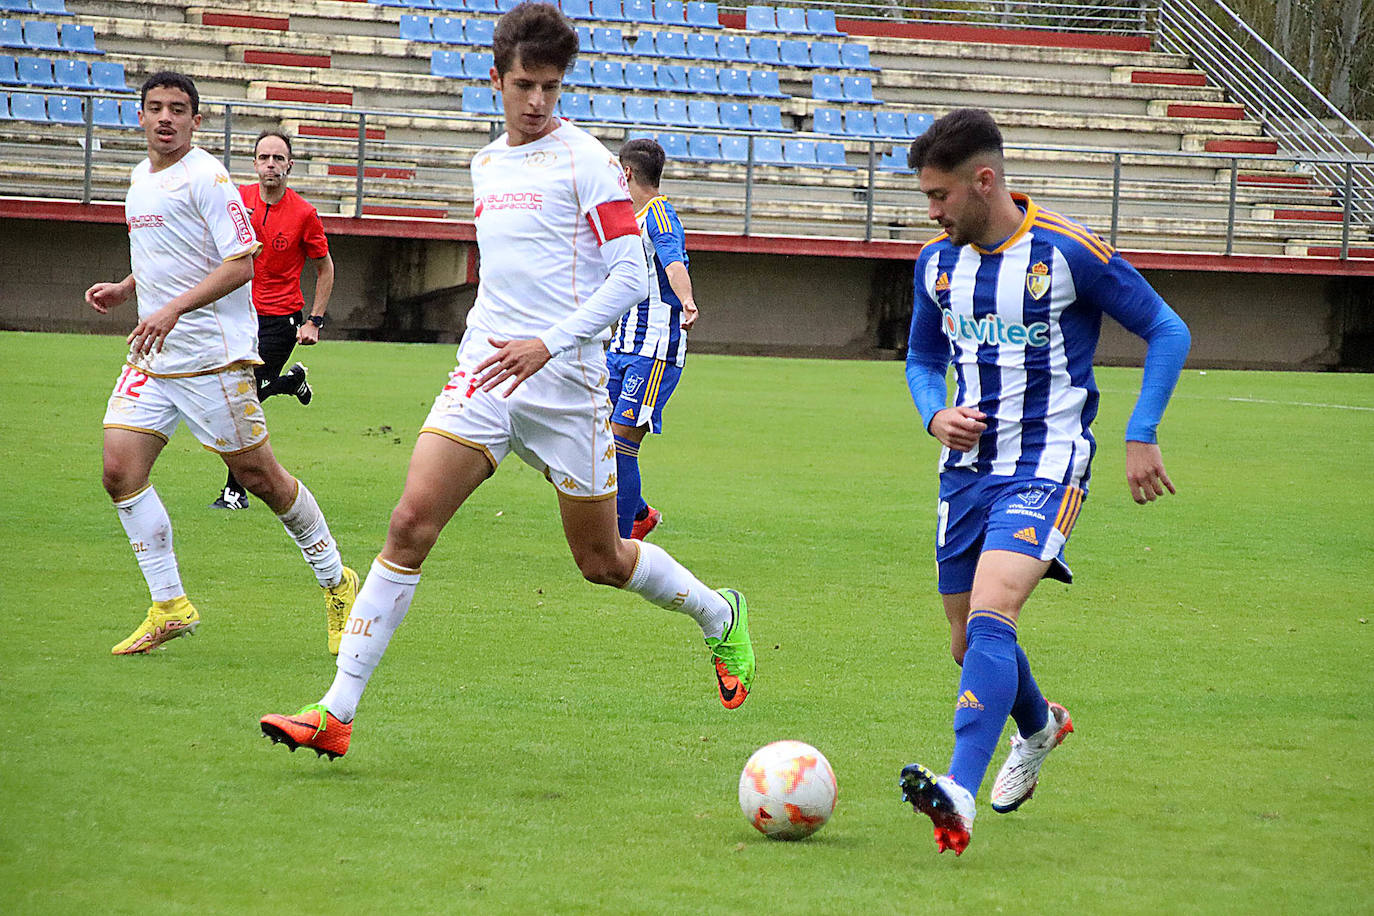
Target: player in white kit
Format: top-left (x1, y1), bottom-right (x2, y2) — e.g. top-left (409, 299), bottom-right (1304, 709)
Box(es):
top-left (260, 4), bottom-right (756, 761)
top-left (86, 72), bottom-right (357, 656)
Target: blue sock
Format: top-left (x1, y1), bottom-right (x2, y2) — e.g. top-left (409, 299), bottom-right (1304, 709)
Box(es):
top-left (1010, 645), bottom-right (1049, 738)
top-left (947, 612), bottom-right (1019, 795)
top-left (614, 435), bottom-right (641, 539)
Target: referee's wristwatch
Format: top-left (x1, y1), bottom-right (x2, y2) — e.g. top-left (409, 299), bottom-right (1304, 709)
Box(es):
top-left (306, 314), bottom-right (327, 329)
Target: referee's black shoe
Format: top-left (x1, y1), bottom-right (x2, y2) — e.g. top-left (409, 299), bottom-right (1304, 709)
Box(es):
top-left (285, 362), bottom-right (312, 406)
top-left (210, 486), bottom-right (249, 510)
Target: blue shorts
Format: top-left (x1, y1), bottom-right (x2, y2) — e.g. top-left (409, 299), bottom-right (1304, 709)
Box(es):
top-left (606, 352), bottom-right (683, 434)
top-left (935, 469), bottom-right (1085, 595)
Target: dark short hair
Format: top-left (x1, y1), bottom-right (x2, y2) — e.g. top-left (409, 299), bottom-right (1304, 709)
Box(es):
top-left (492, 2), bottom-right (579, 75)
top-left (620, 138), bottom-right (665, 187)
top-left (254, 129), bottom-right (293, 158)
top-left (908, 108), bottom-right (1003, 172)
top-left (139, 70), bottom-right (200, 116)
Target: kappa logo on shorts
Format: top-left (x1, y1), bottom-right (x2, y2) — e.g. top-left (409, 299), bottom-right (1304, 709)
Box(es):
top-left (559, 476), bottom-right (579, 491)
top-left (604, 473), bottom-right (616, 489)
top-left (1015, 485), bottom-right (1055, 510)
top-left (1013, 526), bottom-right (1039, 546)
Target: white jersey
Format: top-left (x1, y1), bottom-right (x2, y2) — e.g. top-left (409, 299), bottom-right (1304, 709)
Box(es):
top-left (466, 120), bottom-right (642, 357)
top-left (124, 146), bottom-right (261, 377)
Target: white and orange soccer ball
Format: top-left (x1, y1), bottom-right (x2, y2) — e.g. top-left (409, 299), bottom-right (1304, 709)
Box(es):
top-left (738, 740), bottom-right (838, 840)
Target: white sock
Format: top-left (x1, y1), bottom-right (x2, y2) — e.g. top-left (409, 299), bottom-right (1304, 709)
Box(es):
top-left (113, 485), bottom-right (183, 602)
top-left (623, 541), bottom-right (731, 639)
top-left (276, 479), bottom-right (345, 588)
top-left (321, 557), bottom-right (421, 722)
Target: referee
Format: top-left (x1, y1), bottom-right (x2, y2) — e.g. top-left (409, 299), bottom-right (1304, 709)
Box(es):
top-left (213, 129), bottom-right (336, 510)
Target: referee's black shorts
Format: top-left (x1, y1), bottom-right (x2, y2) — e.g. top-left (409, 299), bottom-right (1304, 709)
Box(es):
top-left (255, 310), bottom-right (303, 387)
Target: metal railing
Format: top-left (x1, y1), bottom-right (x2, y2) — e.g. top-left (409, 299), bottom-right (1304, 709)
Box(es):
top-left (1154, 0), bottom-right (1374, 220)
top-left (2, 87), bottom-right (1369, 258)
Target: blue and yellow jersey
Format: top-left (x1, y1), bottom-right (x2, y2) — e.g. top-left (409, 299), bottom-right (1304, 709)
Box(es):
top-left (610, 195), bottom-right (688, 367)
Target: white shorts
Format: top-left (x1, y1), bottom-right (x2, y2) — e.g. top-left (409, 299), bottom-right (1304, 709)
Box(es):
top-left (102, 362), bottom-right (269, 455)
top-left (420, 331), bottom-right (617, 500)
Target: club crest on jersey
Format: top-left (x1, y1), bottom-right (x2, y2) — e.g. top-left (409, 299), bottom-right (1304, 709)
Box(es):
top-left (1026, 261), bottom-right (1051, 300)
top-left (933, 271), bottom-right (951, 293)
top-left (522, 150), bottom-right (557, 168)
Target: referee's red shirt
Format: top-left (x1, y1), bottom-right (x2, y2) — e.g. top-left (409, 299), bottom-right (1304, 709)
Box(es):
top-left (239, 184), bottom-right (330, 316)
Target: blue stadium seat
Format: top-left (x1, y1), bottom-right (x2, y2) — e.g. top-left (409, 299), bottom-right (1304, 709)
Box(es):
top-left (559, 91), bottom-right (592, 119)
top-left (592, 27), bottom-right (623, 53)
top-left (91, 59), bottom-right (130, 92)
top-left (465, 18), bottom-right (493, 44)
top-left (592, 93), bottom-right (626, 122)
top-left (47, 93), bottom-right (82, 124)
top-left (576, 25), bottom-right (594, 51)
top-left (687, 132), bottom-right (720, 161)
top-left (812, 107), bottom-right (841, 134)
top-left (431, 50), bottom-right (464, 77)
top-left (687, 98), bottom-right (719, 127)
top-left (747, 37), bottom-right (779, 64)
top-left (843, 108), bottom-right (875, 136)
top-left (754, 136), bottom-right (785, 164)
top-left (716, 67), bottom-right (748, 96)
top-left (750, 102), bottom-right (783, 131)
top-left (779, 39), bottom-right (810, 68)
top-left (119, 97), bottom-right (138, 127)
top-left (400, 14), bottom-right (434, 41)
top-left (840, 42), bottom-right (876, 70)
top-left (748, 70), bottom-right (785, 98)
top-left (807, 8), bottom-right (843, 35)
top-left (495, 0), bottom-right (519, 11)
top-left (808, 40), bottom-right (841, 68)
top-left (9, 89), bottom-right (43, 119)
top-left (590, 0), bottom-right (627, 21)
top-left (431, 16), bottom-right (464, 43)
top-left (719, 134), bottom-right (748, 162)
top-left (744, 5), bottom-right (776, 32)
top-left (655, 63), bottom-right (687, 91)
top-left (811, 73), bottom-right (841, 102)
top-left (0, 0), bottom-right (27, 12)
top-left (656, 30), bottom-right (686, 58)
top-left (842, 75), bottom-right (878, 103)
top-left (93, 95), bottom-right (123, 127)
top-left (52, 57), bottom-right (87, 88)
top-left (879, 143), bottom-right (911, 172)
top-left (593, 60), bottom-right (627, 88)
top-left (561, 0), bottom-right (593, 18)
top-left (816, 140), bottom-right (855, 170)
top-left (16, 55), bottom-right (53, 86)
top-left (686, 65), bottom-right (719, 94)
top-left (657, 96), bottom-right (689, 125)
top-left (622, 0), bottom-right (653, 22)
top-left (0, 54), bottom-right (16, 84)
top-left (24, 20), bottom-right (63, 51)
top-left (462, 51), bottom-right (493, 77)
top-left (658, 131), bottom-right (689, 158)
top-left (0, 92), bottom-right (9, 118)
top-left (684, 1), bottom-right (719, 28)
top-left (908, 111), bottom-right (934, 136)
top-left (0, 19), bottom-right (22, 47)
top-left (717, 34), bottom-right (747, 63)
top-left (468, 0), bottom-right (498, 11)
top-left (625, 61), bottom-right (656, 90)
top-left (631, 29), bottom-right (659, 57)
top-left (783, 138), bottom-right (815, 165)
top-left (461, 85), bottom-right (498, 114)
top-left (565, 58), bottom-right (593, 86)
top-left (432, 0), bottom-right (464, 8)
top-left (875, 109), bottom-right (908, 138)
top-left (774, 7), bottom-right (806, 32)
top-left (686, 32), bottom-right (717, 60)
top-left (623, 95), bottom-right (659, 124)
top-left (719, 100), bottom-right (748, 129)
top-left (654, 0), bottom-right (683, 25)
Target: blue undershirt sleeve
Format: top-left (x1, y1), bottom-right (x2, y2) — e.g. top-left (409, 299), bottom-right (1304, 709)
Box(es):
top-left (906, 260), bottom-right (951, 433)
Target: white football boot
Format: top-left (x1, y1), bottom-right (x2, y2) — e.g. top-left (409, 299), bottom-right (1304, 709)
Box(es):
top-left (899, 764), bottom-right (977, 855)
top-left (990, 700), bottom-right (1074, 813)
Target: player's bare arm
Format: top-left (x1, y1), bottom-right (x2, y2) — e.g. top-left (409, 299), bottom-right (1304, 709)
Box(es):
top-left (86, 274), bottom-right (135, 314)
top-left (473, 336), bottom-right (553, 396)
top-left (297, 253), bottom-right (335, 346)
top-left (664, 261), bottom-right (697, 330)
top-left (128, 255), bottom-right (254, 356)
top-left (1124, 440), bottom-right (1175, 505)
top-left (929, 406), bottom-right (987, 452)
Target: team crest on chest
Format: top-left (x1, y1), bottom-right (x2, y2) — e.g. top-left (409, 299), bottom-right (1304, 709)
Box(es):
top-left (1026, 261), bottom-right (1050, 300)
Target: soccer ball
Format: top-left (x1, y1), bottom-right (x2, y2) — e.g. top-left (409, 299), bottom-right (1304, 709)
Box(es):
top-left (738, 740), bottom-right (838, 840)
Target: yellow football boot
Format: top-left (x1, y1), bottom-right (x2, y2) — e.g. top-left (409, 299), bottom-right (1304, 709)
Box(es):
top-left (112, 596), bottom-right (200, 655)
top-left (324, 566), bottom-right (359, 655)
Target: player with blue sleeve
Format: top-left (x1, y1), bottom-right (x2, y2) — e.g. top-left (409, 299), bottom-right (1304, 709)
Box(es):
top-left (607, 138), bottom-right (699, 540)
top-left (896, 109), bottom-right (1190, 855)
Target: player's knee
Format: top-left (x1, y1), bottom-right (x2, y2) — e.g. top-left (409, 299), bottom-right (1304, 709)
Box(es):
top-left (571, 545), bottom-right (627, 586)
top-left (386, 501), bottom-right (441, 558)
top-left (950, 643), bottom-right (967, 666)
top-left (102, 463), bottom-right (140, 499)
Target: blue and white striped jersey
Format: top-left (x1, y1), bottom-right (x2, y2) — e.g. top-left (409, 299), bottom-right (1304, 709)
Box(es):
top-left (610, 195), bottom-right (688, 367)
top-left (907, 194), bottom-right (1180, 489)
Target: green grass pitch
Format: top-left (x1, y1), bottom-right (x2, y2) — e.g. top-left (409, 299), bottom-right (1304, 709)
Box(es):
top-left (1, 330), bottom-right (1371, 914)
